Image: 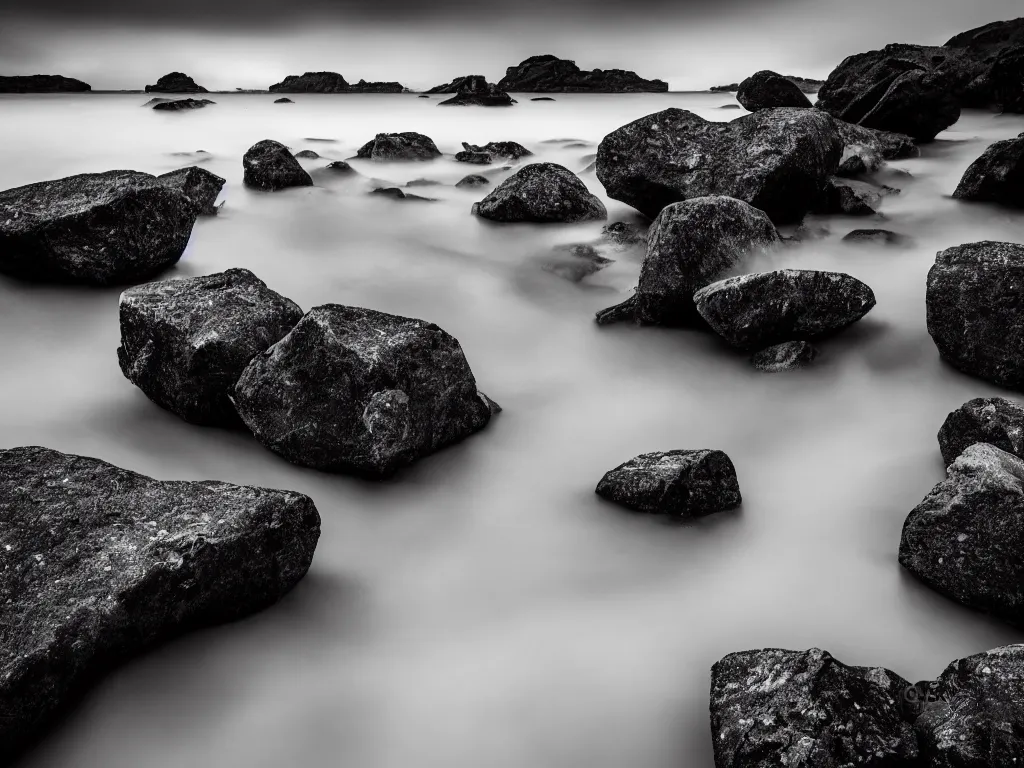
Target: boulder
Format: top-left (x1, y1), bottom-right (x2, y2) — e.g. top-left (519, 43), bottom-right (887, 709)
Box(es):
top-left (596, 107), bottom-right (842, 223)
top-left (152, 98), bottom-right (215, 111)
top-left (231, 305), bottom-right (498, 478)
top-left (712, 75), bottom-right (824, 93)
top-left (324, 160), bottom-right (356, 175)
top-left (946, 18), bottom-right (1024, 109)
top-left (497, 55), bottom-right (667, 92)
top-left (842, 228), bottom-right (908, 245)
top-left (461, 141), bottom-right (532, 160)
top-left (0, 75), bottom-right (90, 93)
top-left (405, 178), bottom-right (442, 188)
top-left (952, 135), bottom-right (1024, 208)
top-left (694, 269), bottom-right (876, 351)
top-left (293, 149), bottom-right (320, 159)
top-left (145, 72), bottom-right (207, 93)
top-left (117, 269), bottom-right (303, 426)
top-left (242, 140), bottom-right (313, 191)
top-left (0, 445), bottom-right (320, 759)
top-left (751, 341), bottom-right (818, 372)
top-left (736, 70), bottom-right (813, 110)
top-left (355, 132), bottom-right (441, 162)
top-left (472, 163), bottom-right (606, 223)
top-left (836, 155), bottom-right (868, 177)
top-left (456, 174), bottom-right (489, 188)
top-left (814, 177), bottom-right (883, 215)
top-left (543, 243), bottom-right (613, 282)
top-left (157, 166), bottom-right (225, 216)
top-left (938, 397), bottom-right (1024, 466)
top-left (268, 72), bottom-right (404, 93)
top-left (0, 170), bottom-right (199, 285)
top-left (436, 76), bottom-right (514, 107)
top-left (455, 151), bottom-right (492, 165)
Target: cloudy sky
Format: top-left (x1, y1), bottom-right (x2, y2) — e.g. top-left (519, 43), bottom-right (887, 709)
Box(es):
top-left (1, 0), bottom-right (1020, 91)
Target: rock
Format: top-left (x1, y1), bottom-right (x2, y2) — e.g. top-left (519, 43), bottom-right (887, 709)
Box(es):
top-left (0, 445), bottom-right (320, 759)
top-left (751, 341), bottom-right (818, 371)
top-left (736, 70), bottom-right (813, 110)
top-left (117, 269), bottom-right (303, 426)
top-left (790, 222), bottom-right (831, 242)
top-left (834, 120), bottom-right (919, 171)
top-left (718, 104), bottom-right (741, 109)
top-left (953, 135), bottom-right (1024, 208)
top-left (837, 155), bottom-right (868, 177)
top-left (455, 151), bottom-right (493, 165)
top-left (926, 241), bottom-right (1024, 389)
top-left (712, 75), bottom-right (825, 94)
top-left (694, 269), bottom-right (876, 350)
top-left (461, 141), bottom-right (532, 160)
top-left (945, 18), bottom-right (1024, 109)
top-left (405, 178), bottom-right (442, 187)
top-left (145, 72), bottom-right (207, 93)
top-left (425, 75), bottom-right (481, 93)
top-left (601, 220), bottom-right (647, 248)
top-left (355, 132), bottom-right (441, 162)
top-left (293, 149), bottom-right (320, 159)
top-left (436, 76), bottom-right (514, 107)
top-left (543, 243), bottom-right (613, 282)
top-left (989, 44), bottom-right (1024, 113)
top-left (269, 72), bottom-right (404, 93)
top-left (900, 442), bottom-right (1024, 627)
top-left (323, 160), bottom-right (356, 175)
top-left (472, 163), bottom-right (606, 223)
top-left (710, 647), bottom-right (918, 768)
top-left (497, 54), bottom-right (668, 92)
top-left (0, 170), bottom-right (199, 285)
top-left (0, 75), bottom-right (91, 93)
top-left (842, 228), bottom-right (907, 245)
top-left (938, 397), bottom-right (1024, 466)
top-left (369, 187), bottom-right (433, 201)
top-left (595, 449), bottom-right (741, 517)
top-left (345, 78), bottom-right (406, 94)
top-left (152, 98), bottom-right (215, 111)
top-left (304, 137), bottom-right (336, 143)
top-left (157, 166), bottom-right (225, 216)
top-left (815, 177), bottom-right (883, 215)
top-left (596, 107), bottom-right (842, 224)
top-left (456, 174), bottom-right (489, 188)
top-left (274, 97), bottom-right (293, 103)
top-left (231, 305), bottom-right (498, 478)
top-left (595, 196), bottom-right (780, 326)
top-left (142, 97), bottom-right (174, 107)
top-left (531, 97), bottom-right (556, 101)
top-left (242, 140), bottom-right (313, 191)
top-left (418, 94), bottom-right (429, 98)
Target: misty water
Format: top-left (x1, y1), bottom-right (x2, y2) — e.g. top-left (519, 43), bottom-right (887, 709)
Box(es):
top-left (2, 92), bottom-right (1024, 767)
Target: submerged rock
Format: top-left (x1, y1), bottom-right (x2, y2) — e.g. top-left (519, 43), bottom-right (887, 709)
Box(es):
top-left (145, 72), bottom-right (208, 93)
top-left (842, 228), bottom-right (908, 245)
top-left (152, 98), bottom-right (215, 111)
top-left (531, 97), bottom-right (556, 101)
top-left (472, 162), bottom-right (606, 223)
top-left (953, 134), bottom-right (1024, 208)
top-left (355, 132), bottom-right (441, 162)
top-left (0, 75), bottom-right (91, 93)
top-left (497, 54), bottom-right (667, 92)
top-left (323, 160), bottom-right (356, 175)
top-left (601, 220), bottom-right (647, 248)
top-left (157, 166), bottom-right (225, 216)
top-left (436, 76), bottom-right (514, 107)
top-left (455, 174), bottom-right (489, 188)
top-left (751, 341), bottom-right (818, 372)
top-left (938, 397), bottom-right (1024, 466)
top-left (274, 97), bottom-right (293, 103)
top-left (117, 268), bottom-right (303, 426)
top-left (0, 445), bottom-right (320, 759)
top-left (736, 70), bottom-right (812, 110)
top-left (455, 151), bottom-right (492, 165)
top-left (543, 243), bottom-right (613, 282)
top-left (369, 187), bottom-right (434, 201)
top-left (242, 140), bottom-right (313, 191)
top-left (232, 305), bottom-right (498, 478)
top-left (834, 120), bottom-right (919, 172)
top-left (595, 449), bottom-right (741, 517)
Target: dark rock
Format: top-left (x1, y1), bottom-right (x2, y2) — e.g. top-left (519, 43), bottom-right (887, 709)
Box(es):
top-left (269, 72), bottom-right (404, 93)
top-left (815, 177), bottom-right (883, 215)
top-left (355, 132), bottom-right (441, 162)
top-left (231, 305), bottom-right (498, 478)
top-left (834, 120), bottom-right (919, 171)
top-left (926, 241), bottom-right (1024, 389)
top-left (461, 141), bottom-right (532, 160)
top-left (596, 107), bottom-right (842, 224)
top-left (418, 94), bottom-right (429, 98)
top-left (842, 228), bottom-right (907, 245)
top-left (601, 220), bottom-right (647, 248)
top-left (323, 160), bottom-right (356, 175)
top-left (946, 18), bottom-right (1024, 109)
top-left (718, 104), bottom-right (741, 109)
top-left (345, 78), bottom-right (406, 93)
top-left (543, 243), bottom-right (613, 282)
top-left (455, 151), bottom-right (493, 165)
top-left (142, 97), bottom-right (174, 107)
top-left (989, 44), bottom-right (1024, 113)
top-left (293, 149), bottom-right (320, 159)
top-left (455, 174), bottom-right (489, 188)
top-left (0, 445), bottom-right (320, 759)
top-left (736, 70), bottom-right (813, 110)
top-left (712, 75), bottom-right (825, 94)
top-left (497, 54), bottom-right (667, 92)
top-left (953, 135), bottom-right (1024, 207)
top-left (472, 162), bottom-right (606, 223)
top-left (425, 75), bottom-right (481, 93)
top-left (790, 222), bottom-right (831, 241)
top-left (531, 97), bottom-right (556, 101)
top-left (152, 98), bottom-right (215, 111)
top-left (710, 83), bottom-right (741, 92)
top-left (117, 269), bottom-right (303, 426)
top-left (157, 166), bottom-right (225, 216)
top-left (939, 397), bottom-right (1024, 466)
top-left (145, 72), bottom-right (207, 93)
top-left (837, 155), bottom-right (868, 177)
top-left (751, 341), bottom-right (818, 372)
top-left (370, 187), bottom-right (407, 199)
top-left (694, 269), bottom-right (876, 350)
top-left (595, 449), bottom-right (740, 517)
top-left (242, 140), bottom-right (313, 191)
top-left (0, 170), bottom-right (199, 286)
top-left (711, 647), bottom-right (917, 768)
top-left (405, 178), bottom-right (442, 187)
top-left (436, 75), bottom-right (514, 107)
top-left (0, 75), bottom-right (91, 93)
top-left (304, 137), bottom-right (337, 143)
top-left (274, 97), bottom-right (293, 103)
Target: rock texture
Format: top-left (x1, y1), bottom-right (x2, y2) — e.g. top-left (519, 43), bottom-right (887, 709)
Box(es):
top-left (324, 161), bottom-right (356, 175)
top-left (460, 141), bottom-right (532, 160)
top-left (456, 174), bottom-right (489, 188)
top-left (242, 140), bottom-right (313, 191)
top-left (0, 445), bottom-right (320, 759)
top-left (834, 120), bottom-right (919, 172)
top-left (842, 228), bottom-right (908, 245)
top-left (232, 305), bottom-right (498, 478)
top-left (472, 163), bottom-right (606, 223)
top-left (268, 72), bottom-right (404, 93)
top-left (953, 135), bottom-right (1024, 208)
top-left (144, 72), bottom-right (207, 93)
top-left (990, 45), bottom-right (1024, 113)
top-left (152, 98), bottom-right (214, 111)
top-left (0, 75), bottom-right (91, 93)
top-left (945, 17), bottom-right (1024, 110)
top-left (436, 76), bottom-right (514, 106)
top-left (497, 55), bottom-right (667, 92)
top-left (736, 70), bottom-right (813, 110)
top-left (355, 133), bottom-right (441, 162)
top-left (815, 177), bottom-right (883, 216)
top-left (938, 397), bottom-right (1024, 466)
top-left (157, 167), bottom-right (225, 216)
top-left (751, 341), bottom-right (818, 372)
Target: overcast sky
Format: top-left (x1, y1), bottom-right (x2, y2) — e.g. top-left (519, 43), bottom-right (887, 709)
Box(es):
top-left (1, 0), bottom-right (1020, 91)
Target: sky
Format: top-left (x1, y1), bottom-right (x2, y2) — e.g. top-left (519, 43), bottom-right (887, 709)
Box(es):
top-left (1, 0), bottom-right (1021, 91)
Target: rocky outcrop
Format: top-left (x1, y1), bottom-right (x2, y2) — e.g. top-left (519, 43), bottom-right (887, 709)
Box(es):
top-left (938, 397), bottom-right (1024, 466)
top-left (268, 72), bottom-right (404, 93)
top-left (355, 132), bottom-right (441, 162)
top-left (242, 140), bottom-right (313, 191)
top-left (0, 171), bottom-right (199, 285)
top-left (0, 445), bottom-right (320, 759)
top-left (926, 241), bottom-right (1024, 390)
top-left (736, 70), bottom-right (812, 110)
top-left (117, 269), bottom-right (303, 426)
top-left (694, 269), bottom-right (876, 351)
top-left (751, 341), bottom-right (818, 372)
top-left (436, 76), bottom-right (514, 106)
top-left (0, 75), bottom-right (91, 93)
top-left (595, 449), bottom-right (740, 517)
top-left (145, 72), bottom-right (207, 93)
top-left (456, 174), bottom-right (489, 188)
top-left (455, 151), bottom-right (491, 165)
top-left (156, 166), bottom-right (225, 216)
top-left (425, 75), bottom-right (477, 93)
top-left (472, 163), bottom-right (606, 223)
top-left (596, 107), bottom-right (841, 223)
top-left (953, 134), bottom-right (1024, 208)
top-left (497, 54), bottom-right (668, 92)
top-left (945, 17), bottom-right (1024, 110)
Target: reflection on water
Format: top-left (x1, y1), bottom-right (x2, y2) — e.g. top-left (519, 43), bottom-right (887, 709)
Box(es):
top-left (2, 93), bottom-right (1024, 768)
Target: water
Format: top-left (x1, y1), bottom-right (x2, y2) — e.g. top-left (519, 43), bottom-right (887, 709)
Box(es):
top-left (2, 92), bottom-right (1024, 768)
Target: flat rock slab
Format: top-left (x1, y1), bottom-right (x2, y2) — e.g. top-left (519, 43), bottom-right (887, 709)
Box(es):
top-left (939, 396), bottom-right (1024, 466)
top-left (472, 162), bottom-right (606, 223)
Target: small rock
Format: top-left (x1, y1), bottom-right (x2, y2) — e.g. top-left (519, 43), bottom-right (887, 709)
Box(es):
top-left (243, 140), bottom-right (313, 191)
top-left (751, 341), bottom-right (818, 372)
top-left (274, 97), bottom-right (293, 103)
top-left (472, 163), bottom-right (606, 223)
top-left (837, 155), bottom-right (869, 177)
top-left (293, 149), bottom-right (320, 160)
top-left (543, 243), bottom-right (613, 282)
top-left (842, 228), bottom-right (907, 245)
top-left (938, 397), bottom-right (1024, 466)
top-left (369, 187), bottom-right (433, 202)
top-left (455, 151), bottom-right (493, 165)
top-left (455, 174), bottom-right (489, 188)
top-left (356, 133), bottom-right (441, 162)
top-left (952, 134), bottom-right (1024, 208)
top-left (323, 160), bottom-right (356, 175)
top-left (461, 141), bottom-right (532, 160)
top-left (405, 178), bottom-right (442, 188)
top-left (152, 98), bottom-right (215, 111)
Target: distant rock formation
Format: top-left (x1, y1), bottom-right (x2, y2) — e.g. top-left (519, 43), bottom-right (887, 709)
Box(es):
top-left (711, 75), bottom-right (824, 93)
top-left (152, 98), bottom-right (215, 111)
top-left (437, 76), bottom-right (514, 106)
top-left (496, 55), bottom-right (668, 92)
top-left (0, 75), bottom-right (91, 93)
top-left (425, 75), bottom-right (479, 94)
top-left (145, 72), bottom-right (208, 93)
top-left (269, 71), bottom-right (404, 93)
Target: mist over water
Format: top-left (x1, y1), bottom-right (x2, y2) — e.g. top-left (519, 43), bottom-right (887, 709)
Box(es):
top-left (2, 93), bottom-right (1024, 768)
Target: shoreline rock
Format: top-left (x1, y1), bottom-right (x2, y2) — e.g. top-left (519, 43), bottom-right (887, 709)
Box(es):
top-left (938, 396), bottom-right (1024, 466)
top-left (736, 70), bottom-right (812, 110)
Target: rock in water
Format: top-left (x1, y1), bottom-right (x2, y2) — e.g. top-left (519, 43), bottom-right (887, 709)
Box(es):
top-left (455, 151), bottom-right (492, 165)
top-left (152, 98), bottom-right (215, 111)
top-left (293, 150), bottom-right (319, 159)
top-left (900, 442), bottom-right (1024, 627)
top-left (145, 72), bottom-right (208, 93)
top-left (355, 133), bottom-right (441, 162)
top-left (836, 155), bottom-right (868, 177)
top-left (710, 647), bottom-right (918, 768)
top-left (815, 177), bottom-right (883, 215)
top-left (460, 141), bottom-right (532, 160)
top-left (436, 76), bottom-right (514, 106)
top-left (157, 166), bottom-right (225, 216)
top-left (497, 54), bottom-right (667, 92)
top-left (751, 341), bottom-right (818, 372)
top-left (0, 445), bottom-right (320, 759)
top-left (0, 170), bottom-right (199, 285)
top-left (543, 243), bottom-right (613, 282)
top-left (926, 241), bottom-right (1024, 390)
top-left (842, 228), bottom-right (908, 245)
top-left (991, 45), bottom-right (1024, 113)
top-left (596, 107), bottom-right (841, 223)
top-left (595, 196), bottom-right (780, 327)
top-left (694, 269), bottom-right (876, 351)
top-left (242, 140), bottom-right (313, 191)
top-left (232, 305), bottom-right (498, 478)
top-left (938, 397), bottom-right (1024, 466)
top-left (834, 120), bottom-right (919, 171)
top-left (736, 70), bottom-right (812, 110)
top-left (472, 163), bottom-right (606, 223)
top-left (953, 135), bottom-right (1024, 208)
top-left (117, 269), bottom-right (303, 426)
top-left (0, 75), bottom-right (91, 92)
top-left (274, 97), bottom-right (293, 103)
top-left (324, 161), bottom-right (356, 175)
top-left (268, 71), bottom-right (405, 93)
top-left (455, 174), bottom-right (489, 188)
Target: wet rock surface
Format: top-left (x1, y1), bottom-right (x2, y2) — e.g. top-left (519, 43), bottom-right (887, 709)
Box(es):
top-left (355, 132), bottom-right (442, 162)
top-left (145, 72), bottom-right (207, 93)
top-left (939, 397), bottom-right (1024, 466)
top-left (323, 160), bottom-right (356, 175)
top-left (736, 70), bottom-right (813, 110)
top-left (497, 54), bottom-right (668, 92)
top-left (953, 134), bottom-right (1024, 208)
top-left (243, 140), bottom-right (313, 191)
top-left (472, 162), bottom-right (606, 223)
top-left (751, 341), bottom-right (818, 372)
top-left (834, 120), bottom-right (919, 171)
top-left (842, 228), bottom-right (908, 245)
top-left (157, 166), bottom-right (225, 215)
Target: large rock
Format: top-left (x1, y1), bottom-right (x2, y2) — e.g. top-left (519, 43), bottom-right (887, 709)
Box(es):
top-left (144, 72), bottom-right (207, 93)
top-left (157, 166), bottom-right (225, 216)
top-left (953, 134), bottom-right (1024, 208)
top-left (711, 75), bottom-right (824, 94)
top-left (117, 269), bottom-right (303, 426)
top-left (596, 107), bottom-right (841, 223)
top-left (355, 132), bottom-right (441, 162)
top-left (232, 305), bottom-right (499, 478)
top-left (268, 71), bottom-right (404, 93)
top-left (814, 177), bottom-right (883, 216)
top-left (0, 445), bottom-right (320, 759)
top-left (736, 70), bottom-right (813, 110)
top-left (437, 76), bottom-right (514, 106)
top-left (711, 647), bottom-right (918, 768)
top-left (986, 44), bottom-right (1024, 113)
top-left (694, 269), bottom-right (876, 351)
top-left (472, 162), bottom-right (606, 223)
top-left (242, 140), bottom-right (313, 191)
top-left (0, 170), bottom-right (199, 285)
top-left (0, 75), bottom-right (91, 93)
top-left (926, 241), bottom-right (1024, 390)
top-left (939, 397), bottom-right (1024, 466)
top-left (834, 120), bottom-right (919, 171)
top-left (497, 54), bottom-right (667, 92)
top-left (945, 18), bottom-right (1024, 109)
top-left (595, 449), bottom-right (740, 518)
top-left (595, 196), bottom-right (780, 327)
top-left (900, 442), bottom-right (1024, 627)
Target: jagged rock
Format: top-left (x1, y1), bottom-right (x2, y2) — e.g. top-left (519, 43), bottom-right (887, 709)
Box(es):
top-left (345, 78), bottom-right (406, 93)
top-left (157, 166), bottom-right (225, 216)
top-left (293, 150), bottom-right (319, 159)
top-left (953, 135), bottom-right (1024, 208)
top-left (355, 133), bottom-right (441, 162)
top-left (694, 269), bottom-right (876, 350)
top-left (117, 269), bottom-right (303, 426)
top-left (0, 445), bottom-right (320, 759)
top-left (711, 647), bottom-right (917, 768)
top-left (751, 341), bottom-right (818, 372)
top-left (145, 72), bottom-right (207, 93)
top-left (269, 72), bottom-right (403, 93)
top-left (274, 97), bottom-right (293, 103)
top-left (0, 75), bottom-right (90, 93)
top-left (455, 151), bottom-right (492, 165)
top-left (939, 397), bottom-right (1024, 466)
top-left (497, 54), bottom-right (667, 92)
top-left (842, 228), bottom-right (907, 245)
top-left (242, 140), bottom-right (313, 191)
top-left (472, 162), bottom-right (606, 223)
top-left (736, 70), bottom-right (813, 110)
top-left (231, 305), bottom-right (498, 478)
top-left (461, 141), bottom-right (532, 160)
top-left (596, 449), bottom-right (740, 517)
top-left (596, 107), bottom-right (841, 223)
top-left (927, 241), bottom-right (1024, 389)
top-left (456, 174), bottom-right (489, 188)
top-left (0, 170), bottom-right (199, 285)
top-left (834, 120), bottom-right (919, 172)
top-left (543, 243), bottom-right (613, 282)
top-left (152, 99), bottom-right (215, 111)
top-left (436, 76), bottom-right (514, 107)
top-left (323, 161), bottom-right (356, 175)
top-left (815, 177), bottom-right (883, 215)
